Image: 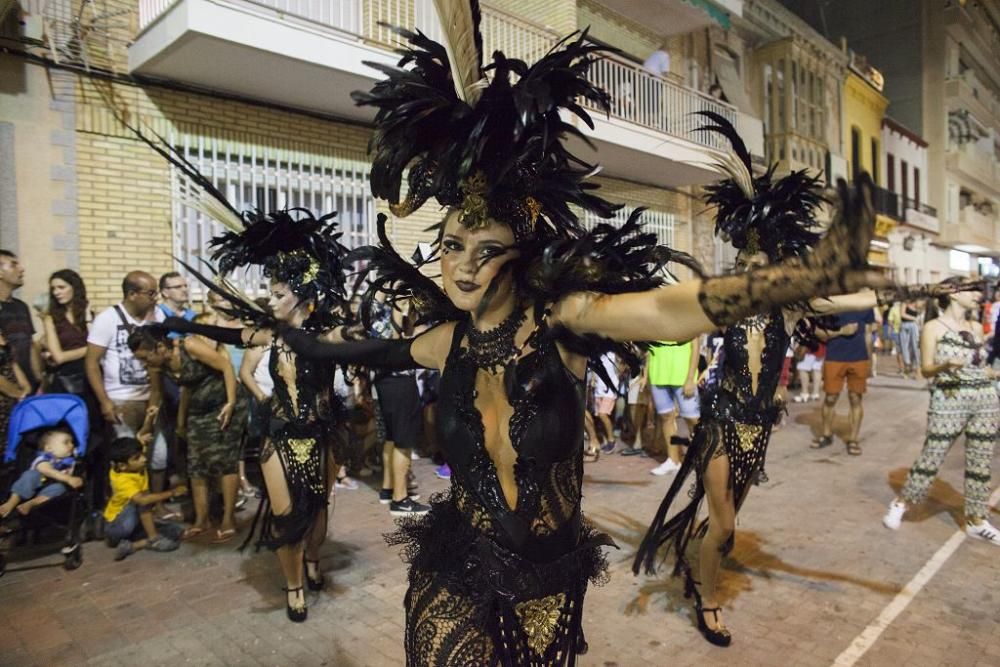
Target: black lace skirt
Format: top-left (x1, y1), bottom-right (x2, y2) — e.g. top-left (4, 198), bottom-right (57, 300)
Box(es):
top-left (242, 420), bottom-right (343, 552)
top-left (387, 491), bottom-right (612, 667)
top-left (633, 412), bottom-right (775, 580)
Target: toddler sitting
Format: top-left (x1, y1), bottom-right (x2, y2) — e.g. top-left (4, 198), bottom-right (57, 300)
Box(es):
top-left (0, 427), bottom-right (82, 519)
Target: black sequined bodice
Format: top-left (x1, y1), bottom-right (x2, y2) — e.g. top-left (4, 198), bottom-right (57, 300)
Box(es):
top-left (269, 339), bottom-right (339, 428)
top-left (436, 318), bottom-right (586, 559)
top-left (707, 312), bottom-right (789, 424)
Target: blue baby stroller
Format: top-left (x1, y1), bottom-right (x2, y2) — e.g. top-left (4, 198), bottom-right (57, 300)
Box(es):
top-left (0, 394), bottom-right (89, 576)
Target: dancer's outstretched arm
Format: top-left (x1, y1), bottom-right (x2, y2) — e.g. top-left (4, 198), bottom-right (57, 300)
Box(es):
top-left (277, 322), bottom-right (452, 372)
top-left (553, 179), bottom-right (883, 344)
top-left (161, 318), bottom-right (273, 347)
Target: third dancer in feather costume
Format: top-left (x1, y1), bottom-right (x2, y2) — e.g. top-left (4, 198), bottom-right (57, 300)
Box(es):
top-left (275, 2), bottom-right (883, 663)
top-left (630, 115), bottom-right (972, 647)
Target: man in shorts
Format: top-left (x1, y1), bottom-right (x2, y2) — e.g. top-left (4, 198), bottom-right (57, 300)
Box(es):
top-left (648, 339), bottom-right (700, 476)
top-left (815, 309), bottom-right (876, 455)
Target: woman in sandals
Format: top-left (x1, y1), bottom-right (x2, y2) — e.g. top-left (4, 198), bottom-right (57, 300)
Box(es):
top-left (883, 279), bottom-right (1000, 545)
top-left (128, 324), bottom-right (248, 543)
top-left (634, 118), bottom-right (885, 648)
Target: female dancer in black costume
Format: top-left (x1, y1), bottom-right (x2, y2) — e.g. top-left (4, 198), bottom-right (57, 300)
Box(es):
top-left (273, 4), bottom-right (884, 663)
top-left (145, 170), bottom-right (354, 621)
top-left (631, 120), bottom-right (957, 647)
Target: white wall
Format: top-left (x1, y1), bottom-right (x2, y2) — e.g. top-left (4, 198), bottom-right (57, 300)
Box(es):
top-left (882, 123), bottom-right (930, 211)
top-left (887, 229), bottom-right (955, 282)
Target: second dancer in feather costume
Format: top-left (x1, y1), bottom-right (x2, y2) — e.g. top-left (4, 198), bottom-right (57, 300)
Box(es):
top-left (275, 2), bottom-right (885, 663)
top-left (632, 115), bottom-right (911, 647)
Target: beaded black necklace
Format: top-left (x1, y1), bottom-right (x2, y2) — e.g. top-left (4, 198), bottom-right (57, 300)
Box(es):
top-left (465, 307), bottom-right (527, 373)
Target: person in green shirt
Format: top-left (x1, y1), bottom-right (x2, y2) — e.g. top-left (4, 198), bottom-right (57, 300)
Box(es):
top-left (648, 339), bottom-right (701, 476)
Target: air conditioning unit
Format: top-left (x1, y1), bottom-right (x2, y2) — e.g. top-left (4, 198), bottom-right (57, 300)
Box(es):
top-left (825, 152), bottom-right (849, 185)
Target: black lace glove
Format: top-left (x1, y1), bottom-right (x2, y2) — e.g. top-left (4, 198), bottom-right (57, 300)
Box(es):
top-left (277, 325), bottom-right (421, 371)
top-left (698, 176), bottom-right (885, 327)
top-left (161, 316), bottom-right (247, 346)
top-left (875, 279), bottom-right (987, 306)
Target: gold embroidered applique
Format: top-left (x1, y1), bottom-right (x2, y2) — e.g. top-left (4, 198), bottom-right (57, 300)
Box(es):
top-left (514, 592), bottom-right (566, 657)
top-left (287, 438), bottom-right (316, 464)
top-left (734, 423), bottom-right (762, 452)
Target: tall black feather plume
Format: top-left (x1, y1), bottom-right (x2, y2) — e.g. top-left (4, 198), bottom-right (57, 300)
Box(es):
top-left (352, 27), bottom-right (621, 240)
top-left (696, 113), bottom-right (825, 262)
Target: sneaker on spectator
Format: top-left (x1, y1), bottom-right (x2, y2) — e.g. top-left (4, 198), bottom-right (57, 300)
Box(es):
top-left (435, 464), bottom-right (452, 480)
top-left (379, 488), bottom-right (392, 505)
top-left (114, 539), bottom-right (134, 561)
top-left (390, 497), bottom-right (431, 517)
top-left (792, 394), bottom-right (809, 403)
top-left (810, 393), bottom-right (822, 401)
top-left (882, 499), bottom-right (906, 530)
top-left (235, 492), bottom-right (248, 510)
top-left (966, 520), bottom-right (1000, 546)
top-left (620, 446), bottom-right (646, 457)
top-left (335, 476), bottom-right (359, 491)
top-left (599, 440), bottom-right (617, 455)
top-left (650, 459), bottom-right (681, 476)
top-left (148, 536), bottom-right (179, 553)
top-left (410, 450), bottom-right (420, 461)
top-left (154, 520), bottom-right (185, 542)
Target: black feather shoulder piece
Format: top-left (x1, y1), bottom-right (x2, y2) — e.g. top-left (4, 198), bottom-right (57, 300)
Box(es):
top-left (695, 111), bottom-right (825, 261)
top-left (348, 214), bottom-right (463, 331)
top-left (521, 208), bottom-right (707, 381)
top-left (352, 13), bottom-right (621, 241)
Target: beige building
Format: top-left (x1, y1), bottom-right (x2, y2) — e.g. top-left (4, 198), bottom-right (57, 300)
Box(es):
top-left (1, 0), bottom-right (768, 308)
top-left (779, 0), bottom-right (1000, 275)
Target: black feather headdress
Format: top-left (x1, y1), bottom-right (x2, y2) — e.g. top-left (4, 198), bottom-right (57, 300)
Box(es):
top-left (210, 207), bottom-right (350, 324)
top-left (122, 122), bottom-right (350, 331)
top-left (695, 111), bottom-right (825, 261)
top-left (351, 1), bottom-right (620, 242)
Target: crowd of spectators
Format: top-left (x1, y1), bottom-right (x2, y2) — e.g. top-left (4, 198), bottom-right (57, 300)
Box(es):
top-left (3, 244), bottom-right (999, 560)
top-left (0, 249), bottom-right (437, 560)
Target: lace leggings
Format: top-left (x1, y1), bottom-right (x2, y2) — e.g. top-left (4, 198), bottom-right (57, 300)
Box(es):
top-left (900, 386), bottom-right (998, 521)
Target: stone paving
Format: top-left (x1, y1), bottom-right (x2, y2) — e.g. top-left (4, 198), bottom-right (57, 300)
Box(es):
top-left (2, 369), bottom-right (999, 666)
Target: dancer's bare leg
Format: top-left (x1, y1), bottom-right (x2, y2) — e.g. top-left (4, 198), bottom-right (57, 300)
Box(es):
top-left (699, 452), bottom-right (735, 632)
top-left (304, 450), bottom-right (337, 583)
top-left (260, 446), bottom-right (304, 610)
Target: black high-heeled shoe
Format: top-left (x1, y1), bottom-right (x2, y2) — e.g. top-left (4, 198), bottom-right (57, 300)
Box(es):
top-left (682, 568), bottom-right (731, 647)
top-left (575, 627), bottom-right (589, 655)
top-left (304, 558), bottom-right (324, 591)
top-left (695, 601), bottom-right (732, 647)
top-left (283, 586), bottom-right (307, 622)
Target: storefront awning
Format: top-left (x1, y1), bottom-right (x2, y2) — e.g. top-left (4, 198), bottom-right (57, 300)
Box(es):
top-left (683, 0), bottom-right (734, 29)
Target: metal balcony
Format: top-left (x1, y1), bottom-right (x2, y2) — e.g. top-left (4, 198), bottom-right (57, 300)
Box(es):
top-left (132, 0), bottom-right (765, 188)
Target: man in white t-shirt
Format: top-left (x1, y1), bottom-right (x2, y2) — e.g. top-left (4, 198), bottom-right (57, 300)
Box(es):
top-left (642, 43), bottom-right (670, 77)
top-left (85, 271), bottom-right (165, 437)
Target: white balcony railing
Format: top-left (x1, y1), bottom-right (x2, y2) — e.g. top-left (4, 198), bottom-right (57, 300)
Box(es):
top-left (959, 206), bottom-right (996, 241)
top-left (139, 0), bottom-right (175, 29)
top-left (586, 53), bottom-right (739, 151)
top-left (136, 0), bottom-right (747, 154)
top-left (139, 0), bottom-right (361, 32)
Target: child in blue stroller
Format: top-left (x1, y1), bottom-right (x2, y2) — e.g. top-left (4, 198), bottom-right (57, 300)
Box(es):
top-left (0, 394), bottom-right (90, 574)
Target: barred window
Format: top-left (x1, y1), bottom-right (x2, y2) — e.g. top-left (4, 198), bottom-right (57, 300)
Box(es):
top-left (169, 131), bottom-right (375, 299)
top-left (582, 206), bottom-right (676, 248)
